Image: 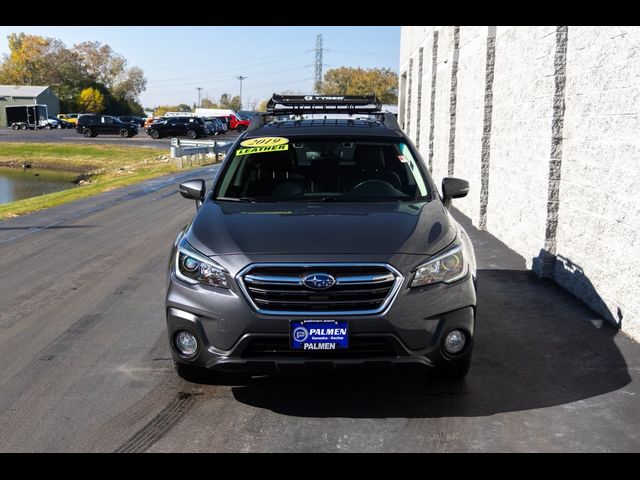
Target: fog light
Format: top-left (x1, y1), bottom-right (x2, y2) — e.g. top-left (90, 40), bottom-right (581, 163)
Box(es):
top-left (174, 330), bottom-right (198, 357)
top-left (443, 330), bottom-right (466, 354)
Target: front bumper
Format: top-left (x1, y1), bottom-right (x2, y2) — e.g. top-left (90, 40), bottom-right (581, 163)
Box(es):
top-left (166, 266), bottom-right (476, 372)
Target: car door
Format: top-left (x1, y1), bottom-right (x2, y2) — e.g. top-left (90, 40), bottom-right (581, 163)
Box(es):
top-left (175, 117), bottom-right (190, 136)
top-left (163, 117), bottom-right (177, 135)
top-left (102, 116), bottom-right (117, 134)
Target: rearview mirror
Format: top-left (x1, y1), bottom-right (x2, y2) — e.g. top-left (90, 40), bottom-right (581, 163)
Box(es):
top-left (442, 177), bottom-right (469, 209)
top-left (179, 179), bottom-right (206, 208)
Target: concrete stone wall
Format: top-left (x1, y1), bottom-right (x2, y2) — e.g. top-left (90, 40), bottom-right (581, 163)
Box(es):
top-left (451, 26), bottom-right (486, 225)
top-left (400, 26), bottom-right (640, 341)
top-left (486, 26), bottom-right (555, 268)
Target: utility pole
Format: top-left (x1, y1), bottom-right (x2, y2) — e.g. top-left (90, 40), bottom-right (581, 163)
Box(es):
top-left (196, 87), bottom-right (203, 108)
top-left (314, 34), bottom-right (323, 93)
top-left (236, 76), bottom-right (247, 109)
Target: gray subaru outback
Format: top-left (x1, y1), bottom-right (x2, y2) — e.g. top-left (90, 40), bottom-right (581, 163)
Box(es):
top-left (166, 94), bottom-right (476, 382)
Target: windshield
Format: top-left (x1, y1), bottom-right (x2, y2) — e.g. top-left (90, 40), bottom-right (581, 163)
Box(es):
top-left (214, 137), bottom-right (430, 202)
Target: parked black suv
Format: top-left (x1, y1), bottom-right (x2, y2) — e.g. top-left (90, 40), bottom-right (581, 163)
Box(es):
top-left (76, 115), bottom-right (138, 138)
top-left (146, 116), bottom-right (207, 139)
top-left (167, 95), bottom-right (477, 383)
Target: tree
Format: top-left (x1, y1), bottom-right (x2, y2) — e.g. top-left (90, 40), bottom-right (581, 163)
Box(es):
top-left (0, 33), bottom-right (54, 85)
top-left (74, 41), bottom-right (146, 100)
top-left (228, 96), bottom-right (242, 111)
top-left (77, 87), bottom-right (105, 113)
top-left (0, 33), bottom-right (147, 115)
top-left (218, 93), bottom-right (242, 111)
top-left (257, 99), bottom-right (269, 112)
top-left (200, 98), bottom-right (217, 109)
top-left (246, 97), bottom-right (258, 110)
top-left (318, 67), bottom-right (398, 104)
top-left (153, 104), bottom-right (191, 116)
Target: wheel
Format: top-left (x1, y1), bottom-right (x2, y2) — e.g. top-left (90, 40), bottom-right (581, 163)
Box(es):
top-left (11, 124), bottom-right (19, 130)
top-left (20, 124), bottom-right (27, 130)
top-left (235, 125), bottom-right (246, 133)
top-left (45, 125), bottom-right (51, 129)
top-left (186, 129), bottom-right (197, 139)
top-left (57, 124), bottom-right (62, 129)
top-left (149, 129), bottom-right (160, 139)
top-left (119, 128), bottom-right (130, 138)
top-left (429, 357), bottom-right (472, 380)
top-left (83, 128), bottom-right (95, 138)
top-left (174, 361), bottom-right (214, 383)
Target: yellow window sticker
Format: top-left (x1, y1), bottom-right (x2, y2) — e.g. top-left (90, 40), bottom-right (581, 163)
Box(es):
top-left (236, 144), bottom-right (289, 156)
top-left (240, 137), bottom-right (289, 147)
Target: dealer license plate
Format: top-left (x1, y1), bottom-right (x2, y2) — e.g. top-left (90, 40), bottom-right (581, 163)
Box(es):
top-left (290, 320), bottom-right (349, 350)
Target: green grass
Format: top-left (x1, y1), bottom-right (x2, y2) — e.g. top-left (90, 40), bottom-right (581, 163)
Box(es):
top-left (0, 142), bottom-right (163, 172)
top-left (0, 143), bottom-right (207, 221)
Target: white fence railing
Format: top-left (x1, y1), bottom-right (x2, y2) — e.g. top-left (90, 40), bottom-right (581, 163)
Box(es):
top-left (170, 138), bottom-right (233, 168)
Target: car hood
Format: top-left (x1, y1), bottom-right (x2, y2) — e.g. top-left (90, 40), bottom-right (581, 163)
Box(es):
top-left (186, 200), bottom-right (456, 257)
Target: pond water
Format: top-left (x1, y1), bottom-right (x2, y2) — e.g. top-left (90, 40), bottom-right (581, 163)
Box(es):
top-left (0, 167), bottom-right (79, 204)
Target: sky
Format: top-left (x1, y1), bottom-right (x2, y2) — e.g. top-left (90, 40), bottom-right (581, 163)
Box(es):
top-left (0, 26), bottom-right (400, 111)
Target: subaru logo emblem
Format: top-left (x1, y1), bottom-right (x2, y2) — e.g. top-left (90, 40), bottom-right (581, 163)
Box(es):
top-left (302, 273), bottom-right (336, 290)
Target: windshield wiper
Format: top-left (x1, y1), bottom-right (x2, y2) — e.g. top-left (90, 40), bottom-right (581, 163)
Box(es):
top-left (216, 197), bottom-right (259, 203)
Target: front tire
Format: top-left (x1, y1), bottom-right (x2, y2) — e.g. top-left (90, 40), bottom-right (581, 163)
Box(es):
top-left (235, 125), bottom-right (246, 133)
top-left (149, 129), bottom-right (160, 139)
top-left (186, 129), bottom-right (197, 139)
top-left (83, 128), bottom-right (96, 138)
top-left (174, 362), bottom-right (213, 383)
top-left (119, 128), bottom-right (130, 138)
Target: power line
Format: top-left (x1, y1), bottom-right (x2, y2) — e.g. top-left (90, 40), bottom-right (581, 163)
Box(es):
top-left (147, 51), bottom-right (308, 85)
top-left (144, 66), bottom-right (311, 91)
top-left (144, 40), bottom-right (309, 70)
top-left (242, 76), bottom-right (314, 93)
top-left (325, 48), bottom-right (398, 60)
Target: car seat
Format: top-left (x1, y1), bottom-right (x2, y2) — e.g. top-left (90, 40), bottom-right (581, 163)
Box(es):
top-left (344, 145), bottom-right (402, 191)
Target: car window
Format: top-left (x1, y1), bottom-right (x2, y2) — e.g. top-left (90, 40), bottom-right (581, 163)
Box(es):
top-left (102, 116), bottom-right (114, 124)
top-left (215, 138), bottom-right (431, 202)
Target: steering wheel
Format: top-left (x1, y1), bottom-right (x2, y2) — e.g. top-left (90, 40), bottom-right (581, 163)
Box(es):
top-left (352, 179), bottom-right (393, 190)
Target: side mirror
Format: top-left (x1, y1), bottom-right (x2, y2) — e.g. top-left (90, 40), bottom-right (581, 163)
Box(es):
top-left (442, 177), bottom-right (469, 209)
top-left (179, 179), bottom-right (206, 208)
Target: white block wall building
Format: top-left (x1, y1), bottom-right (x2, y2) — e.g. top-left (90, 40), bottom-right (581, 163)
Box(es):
top-left (399, 26), bottom-right (640, 341)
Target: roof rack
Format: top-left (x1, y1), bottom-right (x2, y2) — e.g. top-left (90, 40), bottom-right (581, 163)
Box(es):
top-left (267, 94), bottom-right (382, 114)
top-left (247, 93), bottom-right (402, 133)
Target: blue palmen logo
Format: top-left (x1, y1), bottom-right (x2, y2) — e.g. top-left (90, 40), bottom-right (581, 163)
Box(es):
top-left (302, 273), bottom-right (336, 290)
top-left (293, 326), bottom-right (309, 342)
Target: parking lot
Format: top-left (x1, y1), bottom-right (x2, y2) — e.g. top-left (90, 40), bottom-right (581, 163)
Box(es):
top-left (0, 126), bottom-right (240, 149)
top-left (0, 169), bottom-right (638, 452)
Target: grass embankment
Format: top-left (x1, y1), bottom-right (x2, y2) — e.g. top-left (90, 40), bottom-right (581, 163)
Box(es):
top-left (0, 143), bottom-right (187, 220)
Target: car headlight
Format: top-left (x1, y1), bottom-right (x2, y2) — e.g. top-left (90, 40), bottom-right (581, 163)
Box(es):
top-left (175, 237), bottom-right (230, 289)
top-left (410, 245), bottom-right (467, 287)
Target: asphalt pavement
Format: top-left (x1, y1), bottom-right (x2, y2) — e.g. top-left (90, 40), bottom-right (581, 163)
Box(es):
top-left (0, 170), bottom-right (638, 452)
top-left (0, 127), bottom-right (239, 149)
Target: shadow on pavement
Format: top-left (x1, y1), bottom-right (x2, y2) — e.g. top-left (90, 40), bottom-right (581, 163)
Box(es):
top-left (231, 209), bottom-right (631, 418)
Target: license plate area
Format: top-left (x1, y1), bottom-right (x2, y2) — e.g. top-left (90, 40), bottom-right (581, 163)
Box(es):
top-left (290, 320), bottom-right (349, 350)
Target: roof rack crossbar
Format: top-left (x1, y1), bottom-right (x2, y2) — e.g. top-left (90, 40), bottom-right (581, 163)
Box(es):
top-left (246, 94), bottom-right (402, 134)
top-left (266, 93), bottom-right (381, 113)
